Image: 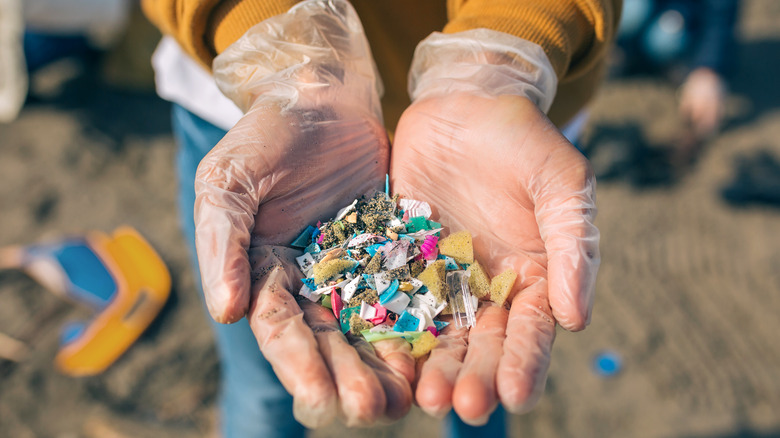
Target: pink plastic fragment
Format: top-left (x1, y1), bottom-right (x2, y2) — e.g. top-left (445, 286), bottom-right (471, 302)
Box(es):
top-left (369, 304), bottom-right (388, 325)
top-left (331, 287), bottom-right (343, 318)
top-left (426, 326), bottom-right (439, 337)
top-left (421, 235), bottom-right (439, 260)
top-left (317, 233), bottom-right (325, 244)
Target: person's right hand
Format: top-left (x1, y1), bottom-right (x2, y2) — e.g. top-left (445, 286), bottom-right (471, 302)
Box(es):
top-left (193, 0), bottom-right (414, 427)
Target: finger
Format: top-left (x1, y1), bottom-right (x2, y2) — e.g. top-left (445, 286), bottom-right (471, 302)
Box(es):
top-left (245, 246), bottom-right (338, 428)
top-left (497, 278), bottom-right (556, 414)
top-left (299, 300), bottom-right (388, 427)
top-left (352, 336), bottom-right (414, 423)
top-left (533, 155), bottom-right (600, 331)
top-left (372, 338), bottom-right (416, 385)
top-left (194, 143), bottom-right (267, 323)
top-left (414, 323), bottom-right (469, 419)
top-left (452, 304), bottom-right (508, 426)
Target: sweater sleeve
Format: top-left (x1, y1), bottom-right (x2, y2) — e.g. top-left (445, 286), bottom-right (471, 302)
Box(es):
top-left (141, 0), bottom-right (301, 68)
top-left (443, 0), bottom-right (622, 81)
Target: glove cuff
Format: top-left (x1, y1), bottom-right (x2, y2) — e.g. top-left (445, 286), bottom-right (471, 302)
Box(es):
top-left (408, 29), bottom-right (558, 113)
top-left (213, 0), bottom-right (383, 118)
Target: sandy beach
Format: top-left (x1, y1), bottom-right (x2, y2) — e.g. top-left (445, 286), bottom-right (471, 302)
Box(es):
top-left (1, 1), bottom-right (778, 436)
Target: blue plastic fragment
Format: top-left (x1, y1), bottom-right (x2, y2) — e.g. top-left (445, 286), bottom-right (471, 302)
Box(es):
top-left (301, 278), bottom-right (316, 290)
top-left (365, 243), bottom-right (385, 257)
top-left (593, 350), bottom-right (622, 377)
top-left (385, 174), bottom-right (390, 195)
top-left (393, 311), bottom-right (420, 332)
top-left (379, 280), bottom-right (400, 305)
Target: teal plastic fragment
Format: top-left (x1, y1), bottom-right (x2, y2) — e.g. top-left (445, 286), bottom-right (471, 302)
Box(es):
top-left (291, 226), bottom-right (316, 248)
top-left (304, 242), bottom-right (321, 254)
top-left (362, 273), bottom-right (376, 290)
top-left (433, 320), bottom-right (450, 331)
top-left (339, 307), bottom-right (360, 334)
top-left (406, 216), bottom-right (429, 233)
top-left (438, 255), bottom-right (461, 270)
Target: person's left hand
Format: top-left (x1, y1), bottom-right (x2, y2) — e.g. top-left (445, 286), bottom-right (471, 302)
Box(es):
top-left (391, 92), bottom-right (600, 424)
top-left (679, 67), bottom-right (726, 139)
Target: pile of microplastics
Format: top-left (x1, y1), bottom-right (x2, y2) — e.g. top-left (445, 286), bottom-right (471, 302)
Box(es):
top-left (291, 189), bottom-right (517, 359)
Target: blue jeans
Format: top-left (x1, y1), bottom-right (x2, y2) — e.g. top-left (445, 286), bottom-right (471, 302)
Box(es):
top-left (171, 104), bottom-right (506, 438)
top-left (172, 104), bottom-right (304, 438)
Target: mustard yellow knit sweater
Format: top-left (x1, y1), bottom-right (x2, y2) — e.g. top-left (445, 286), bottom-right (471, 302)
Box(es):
top-left (142, 0), bottom-right (621, 129)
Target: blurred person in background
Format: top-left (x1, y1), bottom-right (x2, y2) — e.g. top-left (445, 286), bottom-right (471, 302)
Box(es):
top-left (0, 0), bottom-right (132, 122)
top-left (143, 0), bottom-right (619, 437)
top-left (614, 0), bottom-right (739, 142)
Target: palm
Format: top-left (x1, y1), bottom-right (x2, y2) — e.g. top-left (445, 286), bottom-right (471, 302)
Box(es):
top-left (195, 103), bottom-right (418, 427)
top-left (391, 94), bottom-right (599, 422)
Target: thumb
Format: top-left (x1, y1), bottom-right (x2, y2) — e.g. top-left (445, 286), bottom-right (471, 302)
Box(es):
top-left (194, 137), bottom-right (269, 324)
top-left (530, 147), bottom-right (600, 331)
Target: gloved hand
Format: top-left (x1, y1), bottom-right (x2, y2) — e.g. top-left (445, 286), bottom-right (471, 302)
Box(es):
top-left (679, 67), bottom-right (726, 139)
top-left (391, 30), bottom-right (600, 424)
top-left (194, 0), bottom-right (413, 427)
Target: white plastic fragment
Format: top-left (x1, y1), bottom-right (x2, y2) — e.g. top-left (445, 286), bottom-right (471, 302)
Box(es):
top-left (411, 291), bottom-right (447, 318)
top-left (334, 199), bottom-right (358, 221)
top-left (341, 275), bottom-right (362, 302)
top-left (374, 272), bottom-right (392, 294)
top-left (295, 253), bottom-right (316, 277)
top-left (405, 228), bottom-right (444, 241)
top-left (359, 302), bottom-right (377, 320)
top-left (399, 198), bottom-right (432, 219)
top-left (382, 240), bottom-right (409, 270)
top-left (347, 233), bottom-right (384, 248)
top-left (408, 278), bottom-right (424, 294)
top-left (382, 291), bottom-right (411, 314)
top-left (407, 307), bottom-right (434, 331)
top-left (299, 284), bottom-right (322, 302)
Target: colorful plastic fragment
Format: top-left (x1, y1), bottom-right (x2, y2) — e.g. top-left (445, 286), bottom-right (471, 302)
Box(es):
top-left (420, 235), bottom-right (438, 260)
top-left (466, 261), bottom-right (491, 299)
top-left (416, 259), bottom-right (447, 303)
top-left (490, 269), bottom-right (518, 307)
top-left (437, 230), bottom-right (474, 265)
top-left (289, 188), bottom-right (516, 358)
top-left (410, 330), bottom-right (440, 358)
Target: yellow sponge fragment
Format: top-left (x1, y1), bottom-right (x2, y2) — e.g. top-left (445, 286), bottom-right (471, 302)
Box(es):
top-left (490, 269), bottom-right (517, 307)
top-left (467, 261), bottom-right (491, 300)
top-left (313, 258), bottom-right (355, 285)
top-left (416, 259), bottom-right (447, 302)
top-left (411, 331), bottom-right (439, 359)
top-left (437, 231), bottom-right (474, 265)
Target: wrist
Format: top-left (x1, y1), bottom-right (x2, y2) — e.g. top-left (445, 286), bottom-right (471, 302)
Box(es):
top-left (408, 29), bottom-right (558, 113)
top-left (212, 0), bottom-right (383, 118)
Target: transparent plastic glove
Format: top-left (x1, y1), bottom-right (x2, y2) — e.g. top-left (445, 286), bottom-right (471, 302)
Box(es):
top-left (679, 67), bottom-right (726, 139)
top-left (392, 30), bottom-right (600, 424)
top-left (194, 0), bottom-right (412, 427)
